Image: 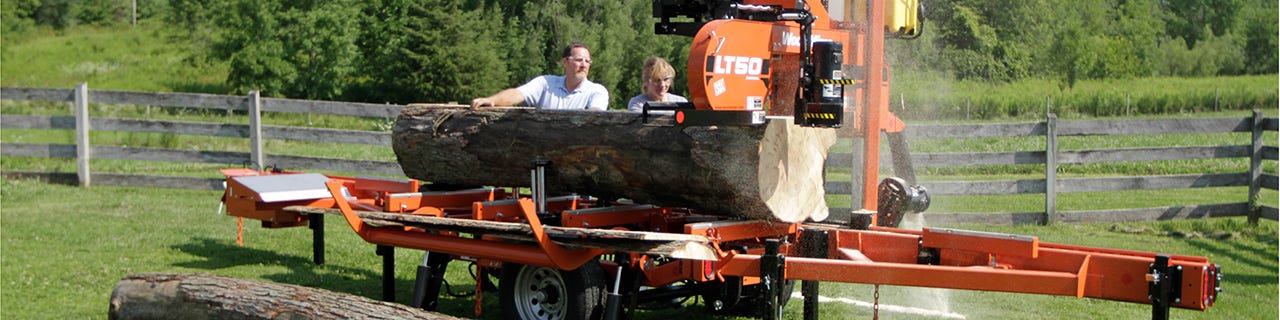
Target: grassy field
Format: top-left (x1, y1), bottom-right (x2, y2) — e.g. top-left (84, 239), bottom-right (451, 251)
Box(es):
top-left (1, 178), bottom-right (1275, 319)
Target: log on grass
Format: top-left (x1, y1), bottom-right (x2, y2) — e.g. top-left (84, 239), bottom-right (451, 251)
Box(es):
top-left (109, 273), bottom-right (460, 320)
top-left (392, 106), bottom-right (836, 222)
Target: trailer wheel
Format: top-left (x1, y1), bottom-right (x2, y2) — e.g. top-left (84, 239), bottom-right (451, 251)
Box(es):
top-left (500, 262), bottom-right (606, 320)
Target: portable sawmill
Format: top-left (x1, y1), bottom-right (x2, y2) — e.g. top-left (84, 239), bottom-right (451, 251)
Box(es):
top-left (218, 1), bottom-right (1222, 319)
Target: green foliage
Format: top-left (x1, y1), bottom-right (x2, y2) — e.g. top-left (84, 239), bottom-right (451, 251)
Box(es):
top-left (902, 0), bottom-right (1276, 82)
top-left (213, 0), bottom-right (361, 100)
top-left (357, 0), bottom-right (510, 104)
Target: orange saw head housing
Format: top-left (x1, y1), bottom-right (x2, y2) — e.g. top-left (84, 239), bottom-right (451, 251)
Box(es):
top-left (654, 0), bottom-right (919, 132)
top-left (655, 0), bottom-right (857, 129)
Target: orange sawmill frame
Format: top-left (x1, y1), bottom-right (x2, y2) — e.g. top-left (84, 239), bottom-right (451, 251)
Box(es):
top-left (220, 170), bottom-right (1219, 313)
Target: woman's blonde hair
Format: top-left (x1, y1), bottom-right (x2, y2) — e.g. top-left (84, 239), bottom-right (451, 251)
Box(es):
top-left (641, 56), bottom-right (675, 82)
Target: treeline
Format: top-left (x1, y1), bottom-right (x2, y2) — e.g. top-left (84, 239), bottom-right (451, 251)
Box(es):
top-left (896, 0), bottom-right (1278, 88)
top-left (3, 0), bottom-right (1276, 107)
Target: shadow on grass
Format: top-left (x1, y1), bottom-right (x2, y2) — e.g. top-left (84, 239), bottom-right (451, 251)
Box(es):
top-left (169, 237), bottom-right (503, 316)
top-left (170, 237), bottom-right (388, 298)
top-left (1182, 238), bottom-right (1278, 289)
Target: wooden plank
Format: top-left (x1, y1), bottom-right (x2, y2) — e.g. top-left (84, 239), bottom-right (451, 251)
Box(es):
top-left (0, 143), bottom-right (395, 177)
top-left (264, 126), bottom-right (390, 146)
top-left (922, 203), bottom-right (1249, 226)
top-left (91, 173), bottom-right (225, 190)
top-left (1262, 173), bottom-right (1278, 190)
top-left (914, 179), bottom-right (1046, 196)
top-left (1060, 173), bottom-right (1249, 193)
top-left (1, 171), bottom-right (79, 185)
top-left (826, 150), bottom-right (1041, 168)
top-left (0, 115), bottom-right (75, 129)
top-left (1, 143), bottom-right (76, 158)
top-left (93, 118), bottom-right (249, 138)
top-left (91, 146), bottom-right (248, 164)
top-left (1262, 146), bottom-right (1278, 161)
top-left (0, 171), bottom-right (224, 190)
top-left (75, 83), bottom-right (91, 187)
top-left (1053, 203), bottom-right (1249, 223)
top-left (3, 115), bottom-right (389, 145)
top-left (262, 97), bottom-right (406, 118)
top-left (1261, 205), bottom-right (1279, 221)
top-left (918, 212), bottom-right (1046, 226)
top-left (1250, 110), bottom-right (1265, 224)
top-left (1057, 117), bottom-right (1250, 135)
top-left (904, 122), bottom-right (1044, 139)
top-left (284, 206), bottom-right (715, 259)
top-left (265, 155), bottom-right (402, 176)
top-left (92, 90), bottom-right (248, 111)
top-left (1059, 146), bottom-right (1251, 163)
top-left (1263, 117), bottom-right (1279, 131)
top-left (0, 143), bottom-right (246, 164)
top-left (827, 145), bottom-right (1250, 170)
top-left (908, 151), bottom-right (1043, 167)
top-left (1045, 114), bottom-right (1058, 225)
top-left (0, 87), bottom-right (75, 102)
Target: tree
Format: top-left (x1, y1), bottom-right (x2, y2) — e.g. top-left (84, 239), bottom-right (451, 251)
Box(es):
top-left (391, 0), bottom-right (510, 104)
top-left (213, 0), bottom-right (361, 99)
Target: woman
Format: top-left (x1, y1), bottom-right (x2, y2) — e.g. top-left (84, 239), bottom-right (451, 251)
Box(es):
top-left (627, 56), bottom-right (687, 113)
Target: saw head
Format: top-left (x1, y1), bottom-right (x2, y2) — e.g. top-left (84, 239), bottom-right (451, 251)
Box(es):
top-left (875, 177), bottom-right (929, 228)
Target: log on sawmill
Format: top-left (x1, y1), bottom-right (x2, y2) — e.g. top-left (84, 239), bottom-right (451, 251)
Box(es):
top-left (392, 106), bottom-right (836, 222)
top-left (109, 273), bottom-right (461, 320)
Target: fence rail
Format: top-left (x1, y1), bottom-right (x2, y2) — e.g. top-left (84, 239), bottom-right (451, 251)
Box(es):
top-left (2, 85), bottom-right (1276, 225)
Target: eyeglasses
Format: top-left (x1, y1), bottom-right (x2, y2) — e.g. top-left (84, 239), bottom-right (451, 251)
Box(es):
top-left (565, 57), bottom-right (592, 64)
top-left (648, 77), bottom-right (673, 83)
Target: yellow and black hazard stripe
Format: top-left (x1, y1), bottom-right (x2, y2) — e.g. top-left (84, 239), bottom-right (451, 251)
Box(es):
top-left (817, 79), bottom-right (858, 85)
top-left (804, 113), bottom-right (838, 120)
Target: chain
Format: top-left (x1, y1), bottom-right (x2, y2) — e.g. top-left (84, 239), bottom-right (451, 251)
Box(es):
top-left (873, 284), bottom-right (881, 320)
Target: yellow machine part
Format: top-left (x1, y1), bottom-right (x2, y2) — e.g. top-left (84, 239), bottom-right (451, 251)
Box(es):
top-left (838, 0), bottom-right (920, 36)
top-left (884, 0), bottom-right (920, 36)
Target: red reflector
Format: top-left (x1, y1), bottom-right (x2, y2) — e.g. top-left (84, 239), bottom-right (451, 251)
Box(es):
top-left (703, 260), bottom-right (714, 279)
top-left (675, 110), bottom-right (685, 124)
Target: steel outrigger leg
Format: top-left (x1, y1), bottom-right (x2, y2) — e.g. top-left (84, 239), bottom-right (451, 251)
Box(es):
top-left (308, 213), bottom-right (324, 265)
top-left (377, 245), bottom-right (395, 302)
top-left (761, 239), bottom-right (786, 320)
top-left (1148, 255), bottom-right (1182, 320)
top-left (411, 251), bottom-right (451, 311)
top-left (800, 230), bottom-right (829, 320)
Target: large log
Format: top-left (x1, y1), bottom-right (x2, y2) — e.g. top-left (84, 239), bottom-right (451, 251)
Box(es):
top-left (392, 106), bottom-right (835, 222)
top-left (109, 273), bottom-right (460, 320)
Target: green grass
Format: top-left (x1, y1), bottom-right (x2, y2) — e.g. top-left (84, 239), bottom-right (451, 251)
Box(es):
top-left (0, 24), bottom-right (228, 93)
top-left (1, 178), bottom-right (1274, 319)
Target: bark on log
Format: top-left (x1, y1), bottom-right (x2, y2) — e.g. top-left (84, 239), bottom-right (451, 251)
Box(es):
top-left (392, 106), bottom-right (835, 222)
top-left (109, 273), bottom-right (461, 320)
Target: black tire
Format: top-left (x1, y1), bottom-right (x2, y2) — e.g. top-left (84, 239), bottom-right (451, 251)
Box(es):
top-left (500, 262), bottom-right (607, 320)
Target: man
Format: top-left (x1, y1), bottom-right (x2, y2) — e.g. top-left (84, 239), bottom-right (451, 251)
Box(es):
top-left (470, 42), bottom-right (609, 110)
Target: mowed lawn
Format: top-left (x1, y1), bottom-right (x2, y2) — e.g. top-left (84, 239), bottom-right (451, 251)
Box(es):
top-left (1, 178), bottom-right (1275, 319)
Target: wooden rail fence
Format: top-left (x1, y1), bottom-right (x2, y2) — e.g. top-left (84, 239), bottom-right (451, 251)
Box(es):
top-left (3, 84), bottom-right (1276, 225)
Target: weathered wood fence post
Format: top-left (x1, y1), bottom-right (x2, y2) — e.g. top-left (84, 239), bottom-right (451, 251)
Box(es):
top-left (1249, 109), bottom-right (1263, 224)
top-left (1044, 113), bottom-right (1058, 225)
top-left (248, 91), bottom-right (265, 171)
top-left (75, 82), bottom-right (92, 187)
